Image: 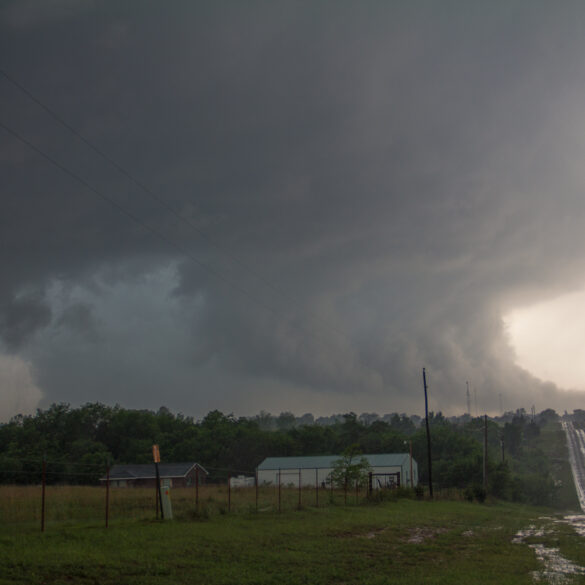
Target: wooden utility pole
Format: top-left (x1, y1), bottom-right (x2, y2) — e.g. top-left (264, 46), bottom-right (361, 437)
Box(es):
top-left (423, 368), bottom-right (433, 499)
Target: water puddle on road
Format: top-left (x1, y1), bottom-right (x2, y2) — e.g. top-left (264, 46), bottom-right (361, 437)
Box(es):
top-left (513, 516), bottom-right (585, 584)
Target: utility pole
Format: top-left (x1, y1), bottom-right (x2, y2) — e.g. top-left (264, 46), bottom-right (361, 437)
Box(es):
top-left (423, 368), bottom-right (433, 499)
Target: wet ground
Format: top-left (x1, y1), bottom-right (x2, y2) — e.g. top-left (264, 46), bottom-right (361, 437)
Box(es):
top-left (511, 422), bottom-right (585, 584)
top-left (513, 517), bottom-right (585, 584)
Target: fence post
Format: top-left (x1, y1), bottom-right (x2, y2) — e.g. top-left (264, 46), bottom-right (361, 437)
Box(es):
top-left (315, 468), bottom-right (318, 507)
top-left (255, 469), bottom-right (258, 512)
top-left (155, 461), bottom-right (163, 520)
top-left (228, 473), bottom-right (231, 513)
top-left (330, 473), bottom-right (333, 503)
top-left (105, 460), bottom-right (110, 528)
top-left (41, 456), bottom-right (46, 533)
top-left (298, 468), bottom-right (302, 510)
top-left (355, 479), bottom-right (359, 505)
top-left (155, 480), bottom-right (159, 519)
top-left (195, 467), bottom-right (199, 513)
top-left (278, 469), bottom-right (281, 513)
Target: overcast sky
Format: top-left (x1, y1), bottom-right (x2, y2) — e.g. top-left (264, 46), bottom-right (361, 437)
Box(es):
top-left (2, 1), bottom-right (585, 422)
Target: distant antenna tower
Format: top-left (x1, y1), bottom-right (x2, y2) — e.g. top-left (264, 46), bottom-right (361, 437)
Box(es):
top-left (499, 393), bottom-right (503, 415)
top-left (466, 381), bottom-right (471, 416)
top-left (474, 387), bottom-right (478, 417)
top-left (531, 405), bottom-right (536, 421)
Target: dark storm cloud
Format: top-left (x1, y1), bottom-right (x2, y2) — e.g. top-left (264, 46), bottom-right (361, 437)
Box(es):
top-left (2, 1), bottom-right (585, 419)
top-left (0, 291), bottom-right (51, 350)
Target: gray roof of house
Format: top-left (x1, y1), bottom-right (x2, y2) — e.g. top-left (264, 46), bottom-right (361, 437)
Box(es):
top-left (257, 453), bottom-right (413, 470)
top-left (101, 462), bottom-right (207, 481)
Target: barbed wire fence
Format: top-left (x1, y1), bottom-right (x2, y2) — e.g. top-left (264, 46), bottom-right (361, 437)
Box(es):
top-left (0, 458), bottom-right (391, 531)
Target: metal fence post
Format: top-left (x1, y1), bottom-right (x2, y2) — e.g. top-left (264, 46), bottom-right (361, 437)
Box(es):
top-left (298, 468), bottom-right (302, 509)
top-left (330, 473), bottom-right (333, 502)
top-left (315, 468), bottom-right (318, 507)
top-left (195, 466), bottom-right (199, 513)
top-left (105, 461), bottom-right (110, 528)
top-left (155, 461), bottom-right (164, 520)
top-left (41, 456), bottom-right (46, 533)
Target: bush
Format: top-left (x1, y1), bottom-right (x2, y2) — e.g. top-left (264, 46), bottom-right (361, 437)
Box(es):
top-left (464, 484), bottom-right (486, 503)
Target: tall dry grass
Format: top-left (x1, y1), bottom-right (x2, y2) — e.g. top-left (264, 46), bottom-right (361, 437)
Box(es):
top-left (0, 483), bottom-right (368, 525)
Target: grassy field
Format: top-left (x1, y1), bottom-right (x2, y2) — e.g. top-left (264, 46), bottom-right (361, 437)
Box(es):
top-left (1, 493), bottom-right (583, 585)
top-left (0, 483), bottom-right (376, 524)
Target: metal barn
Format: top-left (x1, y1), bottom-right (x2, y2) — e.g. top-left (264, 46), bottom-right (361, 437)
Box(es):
top-left (256, 453), bottom-right (418, 489)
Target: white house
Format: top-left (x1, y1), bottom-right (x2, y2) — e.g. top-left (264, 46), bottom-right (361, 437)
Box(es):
top-left (256, 453), bottom-right (418, 489)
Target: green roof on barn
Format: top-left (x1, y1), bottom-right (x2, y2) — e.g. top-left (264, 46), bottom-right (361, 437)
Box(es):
top-left (257, 453), bottom-right (411, 470)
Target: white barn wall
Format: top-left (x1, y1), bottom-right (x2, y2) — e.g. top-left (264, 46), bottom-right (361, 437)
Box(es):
top-left (258, 467), bottom-right (333, 488)
top-left (257, 454), bottom-right (418, 488)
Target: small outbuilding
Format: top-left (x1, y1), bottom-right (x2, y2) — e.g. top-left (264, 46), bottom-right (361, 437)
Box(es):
top-left (257, 453), bottom-right (417, 489)
top-left (229, 475), bottom-right (256, 488)
top-left (100, 462), bottom-right (208, 488)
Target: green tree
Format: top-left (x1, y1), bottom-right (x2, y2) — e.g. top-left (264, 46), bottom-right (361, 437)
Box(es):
top-left (276, 411), bottom-right (296, 431)
top-left (329, 445), bottom-right (371, 489)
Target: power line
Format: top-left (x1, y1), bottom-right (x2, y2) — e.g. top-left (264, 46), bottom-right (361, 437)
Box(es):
top-left (0, 119), bottom-right (347, 356)
top-left (0, 67), bottom-right (346, 340)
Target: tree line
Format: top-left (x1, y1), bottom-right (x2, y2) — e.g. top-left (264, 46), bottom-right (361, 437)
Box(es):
top-left (0, 402), bottom-right (570, 506)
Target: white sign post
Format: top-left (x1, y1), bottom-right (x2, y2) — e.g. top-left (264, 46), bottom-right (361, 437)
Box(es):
top-left (161, 479), bottom-right (173, 520)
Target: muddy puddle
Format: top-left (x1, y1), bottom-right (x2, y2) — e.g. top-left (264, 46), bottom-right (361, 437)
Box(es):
top-left (514, 516), bottom-right (585, 584)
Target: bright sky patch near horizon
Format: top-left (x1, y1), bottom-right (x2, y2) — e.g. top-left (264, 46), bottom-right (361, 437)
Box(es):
top-left (505, 288), bottom-right (585, 391)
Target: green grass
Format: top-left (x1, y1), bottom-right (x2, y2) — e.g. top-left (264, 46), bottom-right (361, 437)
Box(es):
top-left (536, 422), bottom-right (581, 510)
top-left (0, 484), bottom-right (373, 524)
top-left (0, 499), bottom-right (568, 585)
